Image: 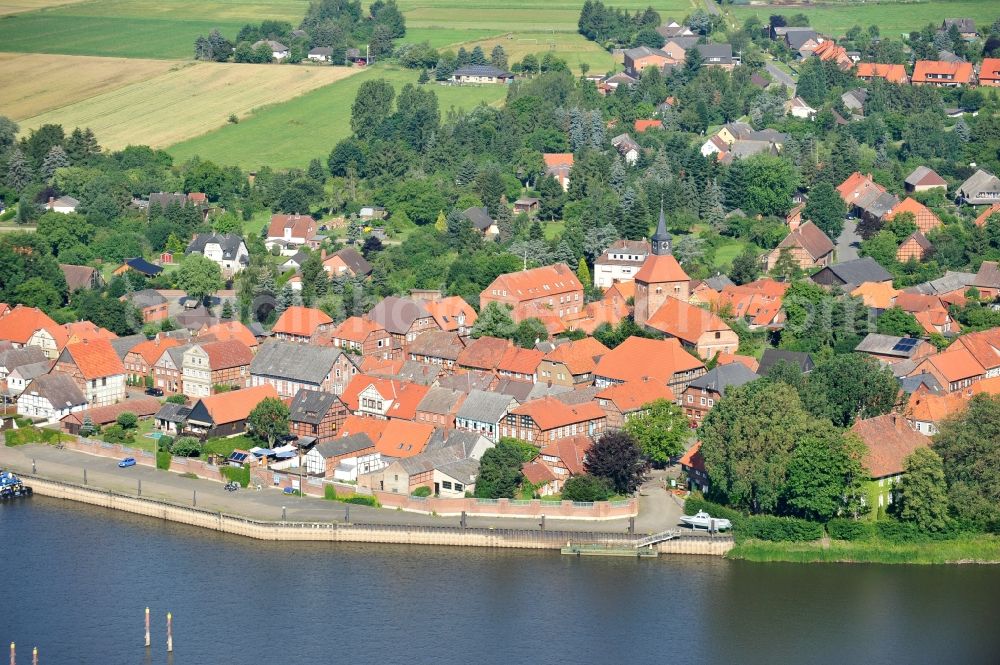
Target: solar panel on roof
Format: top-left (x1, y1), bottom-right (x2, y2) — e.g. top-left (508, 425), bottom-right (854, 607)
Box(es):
top-left (892, 338), bottom-right (918, 352)
top-left (229, 452), bottom-right (247, 463)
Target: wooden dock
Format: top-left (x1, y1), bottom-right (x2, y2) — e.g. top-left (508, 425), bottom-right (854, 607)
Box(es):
top-left (560, 544), bottom-right (659, 558)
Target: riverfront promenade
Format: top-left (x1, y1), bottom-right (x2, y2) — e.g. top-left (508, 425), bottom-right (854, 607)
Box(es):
top-left (0, 443), bottom-right (684, 534)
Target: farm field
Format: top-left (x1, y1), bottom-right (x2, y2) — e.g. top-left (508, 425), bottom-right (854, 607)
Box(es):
top-left (167, 66), bottom-right (508, 170)
top-left (459, 31), bottom-right (619, 74)
top-left (18, 61), bottom-right (360, 150)
top-left (0, 0), bottom-right (86, 16)
top-left (1, 52), bottom-right (177, 120)
top-left (728, 0), bottom-right (1000, 37)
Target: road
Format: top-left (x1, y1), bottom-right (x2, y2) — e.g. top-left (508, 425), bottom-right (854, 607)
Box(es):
top-left (765, 62), bottom-right (796, 91)
top-left (836, 218), bottom-right (861, 262)
top-left (703, 0), bottom-right (722, 16)
top-left (1, 443), bottom-right (685, 535)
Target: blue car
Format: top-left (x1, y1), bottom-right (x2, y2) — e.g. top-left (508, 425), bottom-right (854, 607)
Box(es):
top-left (118, 457), bottom-right (136, 468)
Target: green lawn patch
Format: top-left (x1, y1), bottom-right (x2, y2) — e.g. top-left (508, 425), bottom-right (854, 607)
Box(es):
top-left (202, 435), bottom-right (254, 460)
top-left (728, 534), bottom-right (1000, 565)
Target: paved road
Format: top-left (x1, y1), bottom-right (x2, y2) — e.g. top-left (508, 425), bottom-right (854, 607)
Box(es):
top-left (703, 0), bottom-right (722, 16)
top-left (836, 218), bottom-right (861, 262)
top-left (765, 62), bottom-right (796, 91)
top-left (1, 444), bottom-right (685, 535)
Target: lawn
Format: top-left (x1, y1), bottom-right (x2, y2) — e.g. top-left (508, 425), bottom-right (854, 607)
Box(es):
top-left (0, 0), bottom-right (87, 16)
top-left (18, 61), bottom-right (361, 150)
top-left (457, 31), bottom-right (619, 75)
top-left (167, 65), bottom-right (509, 170)
top-left (713, 237), bottom-right (750, 269)
top-left (728, 0), bottom-right (1000, 37)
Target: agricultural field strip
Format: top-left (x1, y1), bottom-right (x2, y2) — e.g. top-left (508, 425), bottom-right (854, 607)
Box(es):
top-left (0, 0), bottom-right (87, 16)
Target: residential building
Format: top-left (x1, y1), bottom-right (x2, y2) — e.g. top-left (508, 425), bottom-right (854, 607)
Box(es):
top-left (812, 257), bottom-right (894, 289)
top-left (542, 153), bottom-right (573, 190)
top-left (634, 209), bottom-right (689, 327)
top-left (153, 402), bottom-right (191, 436)
top-left (123, 289), bottom-right (169, 324)
top-left (59, 264), bottom-right (103, 292)
top-left (266, 214), bottom-right (317, 250)
top-left (151, 344), bottom-right (191, 395)
top-left (681, 363), bottom-right (759, 426)
top-left (367, 296), bottom-right (438, 348)
top-left (979, 58), bottom-right (1000, 87)
top-left (911, 60), bottom-right (974, 86)
top-left (123, 337), bottom-right (181, 383)
top-left (757, 349), bottom-right (814, 376)
top-left (785, 96), bottom-right (816, 119)
top-left (841, 88), bottom-right (868, 115)
top-left (644, 297), bottom-right (739, 359)
top-left (695, 43), bottom-right (736, 70)
top-left (855, 63), bottom-right (908, 84)
top-left (271, 306), bottom-right (333, 343)
top-left (462, 206), bottom-right (498, 237)
top-left (950, 328), bottom-right (1000, 378)
top-left (0, 305), bottom-right (68, 359)
top-left (502, 396), bottom-right (605, 445)
top-left (197, 321), bottom-right (259, 351)
top-left (910, 348), bottom-right (985, 392)
top-left (854, 334), bottom-right (936, 364)
top-left (593, 336), bottom-right (706, 392)
top-left (634, 119), bottom-right (663, 133)
top-left (971, 261), bottom-right (1000, 300)
top-left (940, 18), bottom-right (977, 40)
top-left (623, 46), bottom-right (669, 76)
top-left (415, 387), bottom-right (467, 428)
top-left (16, 373), bottom-right (87, 421)
top-left (181, 340), bottom-right (254, 398)
top-left (451, 390), bottom-right (515, 442)
top-left (53, 338), bottom-right (126, 406)
top-left (496, 346), bottom-right (543, 383)
top-left (322, 247), bottom-right (372, 278)
top-left (307, 46), bottom-right (334, 62)
top-left (679, 442), bottom-right (709, 493)
top-left (897, 232), bottom-right (934, 263)
top-left (185, 233), bottom-right (248, 278)
top-left (422, 296), bottom-right (477, 335)
top-left (595, 378), bottom-right (674, 430)
top-left (656, 19), bottom-right (694, 40)
top-left (340, 375), bottom-right (429, 421)
top-left (250, 341), bottom-right (358, 397)
top-left (480, 263), bottom-right (584, 323)
top-left (593, 239), bottom-right (650, 288)
top-left (61, 397), bottom-right (161, 435)
top-left (813, 40), bottom-right (853, 69)
top-left (288, 389), bottom-right (348, 443)
top-left (456, 336), bottom-right (510, 374)
top-left (904, 166), bottom-right (948, 193)
top-left (4, 359), bottom-right (50, 401)
top-left (45, 195), bottom-right (79, 214)
top-left (450, 64), bottom-right (514, 83)
top-left (328, 317), bottom-right (396, 358)
top-left (974, 203), bottom-right (1000, 228)
top-left (765, 222), bottom-right (836, 271)
top-left (252, 40), bottom-right (288, 59)
top-left (957, 169), bottom-right (1000, 206)
top-left (884, 197), bottom-right (942, 235)
top-left (185, 384), bottom-right (279, 439)
top-left (303, 433), bottom-right (379, 479)
top-left (852, 414), bottom-right (931, 516)
top-left (611, 133), bottom-right (640, 165)
top-left (537, 337), bottom-right (609, 387)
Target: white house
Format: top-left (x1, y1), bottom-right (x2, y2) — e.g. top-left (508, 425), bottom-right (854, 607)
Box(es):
top-left (593, 239), bottom-right (650, 288)
top-left (45, 196), bottom-right (79, 214)
top-left (454, 390), bottom-right (518, 442)
top-left (6, 361), bottom-right (51, 399)
top-left (785, 96), bottom-right (817, 119)
top-left (16, 373), bottom-right (87, 421)
top-left (253, 40), bottom-right (289, 60)
top-left (308, 46), bottom-right (333, 62)
top-left (185, 233), bottom-right (248, 278)
top-left (611, 133), bottom-right (640, 165)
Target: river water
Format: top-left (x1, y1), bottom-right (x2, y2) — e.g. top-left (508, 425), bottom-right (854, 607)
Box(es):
top-left (2, 497), bottom-right (999, 665)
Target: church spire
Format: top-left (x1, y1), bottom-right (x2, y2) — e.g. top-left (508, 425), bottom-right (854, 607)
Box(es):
top-left (651, 205), bottom-right (671, 255)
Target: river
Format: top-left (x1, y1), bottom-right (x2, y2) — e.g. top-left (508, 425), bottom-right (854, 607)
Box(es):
top-left (3, 497), bottom-right (999, 664)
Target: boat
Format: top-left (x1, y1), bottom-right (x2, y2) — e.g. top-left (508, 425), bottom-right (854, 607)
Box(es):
top-left (0, 470), bottom-right (32, 501)
top-left (680, 510), bottom-right (731, 531)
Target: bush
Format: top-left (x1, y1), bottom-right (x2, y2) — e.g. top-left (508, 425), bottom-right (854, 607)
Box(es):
top-left (156, 450), bottom-right (171, 470)
top-left (103, 424), bottom-right (133, 444)
top-left (220, 465), bottom-right (250, 487)
top-left (343, 494), bottom-right (379, 507)
top-left (324, 485), bottom-right (337, 501)
top-left (166, 394), bottom-right (187, 405)
top-left (170, 436), bottom-right (201, 457)
top-left (562, 475), bottom-right (612, 502)
top-left (683, 495), bottom-right (743, 523)
top-left (827, 518), bottom-right (876, 541)
top-left (740, 515), bottom-right (823, 542)
top-left (157, 435), bottom-right (173, 451)
top-left (875, 518), bottom-right (930, 543)
top-left (116, 412), bottom-right (138, 429)
top-left (411, 486), bottom-right (432, 497)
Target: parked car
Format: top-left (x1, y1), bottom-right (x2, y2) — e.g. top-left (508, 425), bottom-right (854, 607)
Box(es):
top-left (118, 457), bottom-right (136, 468)
top-left (145, 387), bottom-right (164, 397)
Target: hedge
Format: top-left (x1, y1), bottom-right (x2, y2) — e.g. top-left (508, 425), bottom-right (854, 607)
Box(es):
top-left (4, 427), bottom-right (70, 447)
top-left (411, 486), bottom-right (432, 497)
top-left (221, 465), bottom-right (250, 487)
top-left (740, 515), bottom-right (824, 542)
top-left (156, 450), bottom-right (171, 470)
top-left (324, 485), bottom-right (337, 501)
top-left (683, 496), bottom-right (743, 523)
top-left (827, 518), bottom-right (876, 541)
top-left (343, 494), bottom-right (379, 507)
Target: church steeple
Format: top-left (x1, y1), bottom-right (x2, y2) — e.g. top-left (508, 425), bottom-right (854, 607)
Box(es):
top-left (652, 205), bottom-right (671, 255)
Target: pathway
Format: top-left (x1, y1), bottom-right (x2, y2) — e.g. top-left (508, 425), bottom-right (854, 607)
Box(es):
top-left (765, 61), bottom-right (797, 91)
top-left (836, 218), bottom-right (861, 262)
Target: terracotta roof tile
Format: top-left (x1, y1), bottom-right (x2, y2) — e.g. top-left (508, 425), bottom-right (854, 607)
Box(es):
top-left (851, 282), bottom-right (901, 310)
top-left (678, 441), bottom-right (705, 473)
top-left (542, 153), bottom-right (573, 168)
top-left (63, 338), bottom-right (125, 379)
top-left (594, 337), bottom-right (704, 385)
top-left (522, 460), bottom-right (557, 484)
top-left (855, 63), bottom-right (908, 83)
top-left (911, 60), bottom-right (973, 85)
top-left (128, 338), bottom-right (182, 365)
top-left (543, 337), bottom-right (610, 375)
top-left (0, 306), bottom-right (67, 346)
top-left (197, 384), bottom-right (278, 426)
top-left (63, 321), bottom-right (117, 344)
top-left (374, 420), bottom-right (434, 458)
top-left (920, 348), bottom-right (985, 383)
top-left (200, 339), bottom-right (254, 369)
top-left (483, 264), bottom-right (583, 302)
top-left (340, 374), bottom-right (429, 420)
top-left (511, 396), bottom-right (605, 431)
top-left (595, 378), bottom-right (674, 412)
top-left (645, 297), bottom-right (733, 345)
top-left (497, 346), bottom-right (544, 375)
top-left (634, 254), bottom-right (690, 284)
top-left (198, 321), bottom-right (258, 348)
top-left (851, 414), bottom-right (931, 478)
top-left (62, 397), bottom-right (162, 426)
top-left (339, 414), bottom-right (389, 443)
top-left (886, 197), bottom-right (942, 234)
top-left (457, 336), bottom-right (511, 371)
top-left (540, 435), bottom-right (592, 475)
top-left (423, 296), bottom-right (478, 332)
top-left (714, 352), bottom-right (759, 373)
top-left (974, 203), bottom-right (1000, 228)
top-left (330, 316), bottom-right (385, 343)
top-left (271, 306), bottom-right (333, 338)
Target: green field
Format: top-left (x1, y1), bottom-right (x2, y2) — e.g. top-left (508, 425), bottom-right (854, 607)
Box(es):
top-left (167, 65), bottom-right (508, 169)
top-left (728, 0), bottom-right (999, 37)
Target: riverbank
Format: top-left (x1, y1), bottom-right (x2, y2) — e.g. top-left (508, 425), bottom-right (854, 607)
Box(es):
top-left (728, 536), bottom-right (1000, 565)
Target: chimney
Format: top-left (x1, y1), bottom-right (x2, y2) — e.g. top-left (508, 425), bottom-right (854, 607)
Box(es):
top-left (321, 248), bottom-right (327, 260)
top-left (49, 196), bottom-right (55, 203)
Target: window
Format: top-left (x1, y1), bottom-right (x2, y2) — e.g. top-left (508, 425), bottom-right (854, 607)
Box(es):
top-left (700, 397), bottom-right (706, 406)
top-left (442, 481), bottom-right (452, 490)
top-left (455, 483), bottom-right (463, 492)
top-left (686, 395), bottom-right (693, 403)
top-left (707, 399), bottom-right (714, 407)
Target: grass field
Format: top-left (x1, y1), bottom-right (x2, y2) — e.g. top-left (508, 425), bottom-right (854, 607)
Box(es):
top-left (19, 61), bottom-right (360, 149)
top-left (2, 52), bottom-right (178, 120)
top-left (728, 534), bottom-right (1000, 564)
top-left (167, 65), bottom-right (509, 169)
top-left (460, 31), bottom-right (619, 74)
top-left (728, 0), bottom-right (1000, 37)
top-left (0, 0), bottom-right (86, 16)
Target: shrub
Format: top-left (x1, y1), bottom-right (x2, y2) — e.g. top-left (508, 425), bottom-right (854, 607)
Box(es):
top-left (562, 475), bottom-right (612, 502)
top-left (411, 486), bottom-right (432, 497)
top-left (343, 494), bottom-right (379, 507)
top-left (103, 424), bottom-right (133, 444)
top-left (116, 412), bottom-right (138, 429)
top-left (157, 435), bottom-right (173, 451)
top-left (740, 515), bottom-right (823, 542)
top-left (683, 495), bottom-right (743, 523)
top-left (324, 485), bottom-right (337, 501)
top-left (875, 518), bottom-right (931, 543)
top-left (166, 394), bottom-right (187, 405)
top-left (15, 417), bottom-right (34, 427)
top-left (156, 450), bottom-right (171, 470)
top-left (827, 518), bottom-right (876, 541)
top-left (220, 465), bottom-right (250, 487)
top-left (170, 436), bottom-right (202, 457)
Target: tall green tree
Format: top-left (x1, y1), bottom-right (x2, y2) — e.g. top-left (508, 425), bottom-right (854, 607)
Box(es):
top-left (471, 301), bottom-right (516, 339)
top-left (876, 307), bottom-right (922, 337)
top-left (247, 397), bottom-right (290, 447)
top-left (803, 354), bottom-right (897, 427)
top-left (803, 181), bottom-right (846, 239)
top-left (624, 398), bottom-right (690, 466)
top-left (350, 79), bottom-right (395, 140)
top-left (784, 424), bottom-right (867, 520)
top-left (474, 438), bottom-right (530, 498)
top-left (896, 447), bottom-right (950, 532)
top-left (176, 253), bottom-right (224, 303)
top-left (584, 430), bottom-right (649, 495)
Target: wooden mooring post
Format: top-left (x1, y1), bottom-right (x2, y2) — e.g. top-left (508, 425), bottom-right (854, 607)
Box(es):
top-left (144, 607), bottom-right (150, 647)
top-left (31, 648), bottom-right (36, 665)
top-left (166, 612), bottom-right (173, 653)
top-left (9, 642), bottom-right (14, 665)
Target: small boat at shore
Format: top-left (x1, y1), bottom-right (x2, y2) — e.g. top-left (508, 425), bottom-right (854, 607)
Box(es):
top-left (680, 510), bottom-right (731, 531)
top-left (0, 470), bottom-right (32, 501)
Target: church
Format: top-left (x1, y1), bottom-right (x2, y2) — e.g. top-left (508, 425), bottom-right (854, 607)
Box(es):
top-left (633, 208), bottom-right (691, 328)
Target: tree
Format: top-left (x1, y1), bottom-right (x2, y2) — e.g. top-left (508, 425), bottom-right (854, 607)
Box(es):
top-left (221, 300), bottom-right (234, 319)
top-left (350, 79), bottom-right (395, 140)
top-left (784, 424), bottom-right (867, 521)
top-left (584, 431), bottom-right (648, 495)
top-left (729, 248), bottom-right (761, 285)
top-left (723, 155), bottom-right (796, 217)
top-left (860, 230), bottom-right (898, 268)
top-left (932, 394), bottom-right (1000, 533)
top-left (489, 44), bottom-right (508, 69)
top-left (474, 438), bottom-right (529, 498)
top-left (876, 307), bottom-right (922, 337)
top-left (41, 145), bottom-right (69, 182)
top-left (804, 354), bottom-right (897, 427)
top-left (576, 259), bottom-right (591, 289)
top-left (471, 301), bottom-right (516, 339)
top-left (803, 181), bottom-right (846, 239)
top-left (897, 447), bottom-right (950, 532)
top-left (699, 381), bottom-right (809, 513)
top-left (14, 277), bottom-right (62, 312)
top-left (116, 412), bottom-right (138, 429)
top-left (6, 147), bottom-right (34, 193)
top-left (561, 475), bottom-right (611, 501)
top-left (247, 397), bottom-right (290, 447)
top-left (512, 317), bottom-right (548, 348)
top-left (176, 253), bottom-right (224, 303)
top-left (624, 399), bottom-right (689, 466)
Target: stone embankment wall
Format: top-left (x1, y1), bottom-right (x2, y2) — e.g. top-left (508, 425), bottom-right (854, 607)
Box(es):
top-left (24, 475), bottom-right (732, 554)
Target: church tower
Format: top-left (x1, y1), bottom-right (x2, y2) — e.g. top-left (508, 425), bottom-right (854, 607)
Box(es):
top-left (633, 207), bottom-right (690, 328)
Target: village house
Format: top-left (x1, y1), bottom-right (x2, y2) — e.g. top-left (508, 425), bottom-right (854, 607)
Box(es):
top-left (61, 397), bottom-right (161, 435)
top-left (595, 378), bottom-right (674, 430)
top-left (150, 344), bottom-right (191, 395)
top-left (910, 348), bottom-right (986, 392)
top-left (181, 340), bottom-right (254, 398)
top-left (911, 60), bottom-right (974, 86)
top-left (0, 306), bottom-right (68, 359)
top-left (185, 384), bottom-right (279, 440)
top-left (53, 338), bottom-right (126, 407)
top-left (813, 40), bottom-right (853, 69)
top-left (288, 389), bottom-right (348, 444)
top-left (252, 40), bottom-right (288, 60)
top-left (885, 197), bottom-right (943, 235)
top-left (634, 211), bottom-right (690, 327)
top-left (16, 373), bottom-right (87, 421)
top-left (593, 336), bottom-right (706, 392)
top-left (271, 306), bottom-right (333, 343)
top-left (480, 263), bottom-right (584, 323)
top-left (322, 247), bottom-right (372, 278)
top-left (454, 390), bottom-right (518, 442)
top-left (893, 292), bottom-right (959, 336)
top-left (657, 19), bottom-right (694, 40)
top-left (841, 88), bottom-right (868, 115)
top-left (695, 43), bottom-right (737, 70)
top-left (266, 214), bottom-right (318, 253)
top-left (940, 18), bottom-right (977, 40)
top-left (904, 166), bottom-right (948, 193)
top-left (408, 330), bottom-right (465, 369)
top-left (785, 96), bottom-right (816, 119)
top-left (854, 334), bottom-right (936, 364)
top-left (250, 341), bottom-right (358, 397)
top-left (303, 433), bottom-right (380, 480)
top-left (542, 153), bottom-right (573, 190)
top-left (679, 442), bottom-right (709, 493)
top-left (422, 295), bottom-right (477, 335)
top-left (852, 413), bottom-right (931, 517)
top-left (185, 233), bottom-right (248, 278)
top-left (531, 435), bottom-right (592, 491)
top-left (623, 45), bottom-right (670, 76)
top-left (897, 231), bottom-right (934, 263)
top-left (3, 359), bottom-right (50, 402)
top-left (905, 378), bottom-right (1000, 434)
top-left (328, 317), bottom-right (397, 358)
top-left (307, 46), bottom-right (333, 62)
top-left (757, 349), bottom-right (814, 376)
top-left (855, 63), bottom-right (908, 84)
top-left (979, 58), bottom-right (1000, 87)
top-left (45, 195), bottom-right (79, 214)
top-left (123, 289), bottom-right (169, 324)
top-left (611, 133), bottom-right (640, 165)
top-left (971, 261), bottom-right (1000, 300)
top-left (593, 239), bottom-right (650, 288)
top-left (462, 206), bottom-right (499, 238)
top-left (812, 257), bottom-right (894, 289)
top-left (415, 387), bottom-right (467, 429)
top-left (836, 171), bottom-right (899, 222)
top-left (450, 64), bottom-right (514, 84)
top-left (496, 346), bottom-right (543, 383)
top-left (153, 402), bottom-right (191, 436)
top-left (957, 169), bottom-right (1000, 206)
top-left (340, 375), bottom-right (429, 421)
top-left (366, 296), bottom-right (438, 348)
top-left (502, 396), bottom-right (606, 445)
top-left (456, 336), bottom-right (509, 375)
top-left (59, 264), bottom-right (103, 292)
top-left (537, 337), bottom-right (609, 387)
top-left (123, 337), bottom-right (181, 384)
top-left (949, 328), bottom-right (1000, 378)
top-left (644, 297), bottom-right (739, 359)
top-left (0, 346), bottom-right (48, 387)
top-left (681, 363), bottom-right (759, 427)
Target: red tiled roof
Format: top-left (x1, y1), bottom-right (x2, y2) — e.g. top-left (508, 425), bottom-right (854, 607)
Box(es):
top-left (543, 337), bottom-right (610, 375)
top-left (198, 321), bottom-right (258, 348)
top-left (267, 214), bottom-right (316, 240)
top-left (375, 420), bottom-right (434, 458)
top-left (851, 414), bottom-right (931, 478)
top-left (423, 296), bottom-right (478, 332)
top-left (511, 396), bottom-right (605, 431)
top-left (635, 119), bottom-right (663, 132)
top-left (200, 339), bottom-right (254, 369)
top-left (595, 378), bottom-right (674, 412)
top-left (886, 197), bottom-right (942, 234)
top-left (634, 254), bottom-right (690, 284)
top-left (542, 153), bottom-right (573, 168)
top-left (63, 321), bottom-right (117, 343)
top-left (911, 60), bottom-right (973, 85)
top-left (64, 338), bottom-right (125, 379)
top-left (564, 297), bottom-right (630, 335)
top-left (645, 297), bottom-right (733, 345)
top-left (837, 172), bottom-right (885, 205)
top-left (974, 203), bottom-right (1000, 228)
top-left (62, 397), bottom-right (162, 426)
top-left (951, 328), bottom-right (1000, 371)
top-left (128, 337), bottom-right (182, 365)
top-left (0, 305), bottom-right (67, 346)
top-left (920, 348), bottom-right (985, 383)
top-left (483, 264), bottom-right (583, 302)
top-left (457, 336), bottom-right (511, 371)
top-left (330, 316), bottom-right (385, 343)
top-left (197, 384), bottom-right (278, 426)
top-left (980, 58), bottom-right (1000, 84)
top-left (776, 221), bottom-right (835, 260)
top-left (339, 414), bottom-right (388, 443)
top-left (604, 281), bottom-right (635, 302)
top-left (497, 346), bottom-right (544, 376)
top-left (594, 337), bottom-right (704, 385)
top-left (271, 306), bottom-right (333, 338)
top-left (522, 460), bottom-right (557, 484)
top-left (678, 441), bottom-right (705, 473)
top-left (714, 352), bottom-right (759, 373)
top-left (340, 374), bottom-right (429, 420)
top-left (856, 63), bottom-right (907, 83)
top-left (540, 435), bottom-right (592, 475)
